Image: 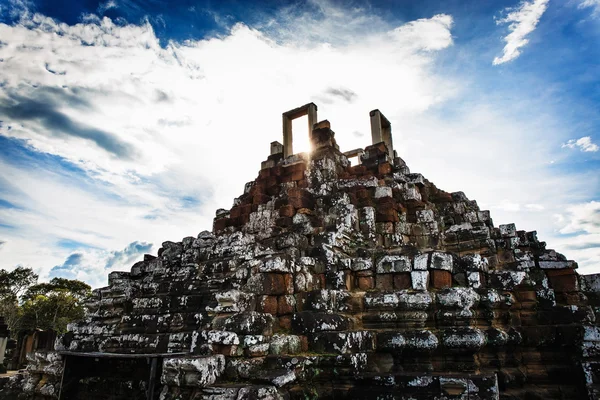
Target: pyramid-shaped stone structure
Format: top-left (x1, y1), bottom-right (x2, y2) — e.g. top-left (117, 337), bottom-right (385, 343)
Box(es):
top-left (4, 104), bottom-right (600, 400)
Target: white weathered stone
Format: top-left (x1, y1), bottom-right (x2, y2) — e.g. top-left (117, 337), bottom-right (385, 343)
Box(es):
top-left (430, 252), bottom-right (453, 272)
top-left (467, 272), bottom-right (482, 288)
top-left (499, 223), bottom-right (516, 237)
top-left (411, 271), bottom-right (429, 290)
top-left (413, 253), bottom-right (429, 271)
top-left (416, 209), bottom-right (434, 223)
top-left (374, 186), bottom-right (392, 199)
top-left (351, 258), bottom-right (373, 271)
top-left (161, 355), bottom-right (225, 387)
top-left (539, 260), bottom-right (577, 269)
top-left (376, 255), bottom-right (411, 273)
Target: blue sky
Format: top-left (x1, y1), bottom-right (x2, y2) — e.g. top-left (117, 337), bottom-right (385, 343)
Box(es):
top-left (0, 0), bottom-right (599, 287)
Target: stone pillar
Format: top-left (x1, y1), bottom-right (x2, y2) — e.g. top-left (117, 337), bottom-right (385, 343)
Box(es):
top-left (307, 104), bottom-right (318, 138)
top-left (283, 115), bottom-right (293, 158)
top-left (282, 103), bottom-right (318, 158)
top-left (369, 109), bottom-right (394, 159)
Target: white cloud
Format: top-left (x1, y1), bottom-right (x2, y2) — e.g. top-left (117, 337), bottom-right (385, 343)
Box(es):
top-left (0, 5), bottom-right (458, 285)
top-left (559, 201), bottom-right (600, 235)
top-left (579, 0), bottom-right (600, 17)
top-left (493, 0), bottom-right (549, 65)
top-left (552, 201), bottom-right (600, 274)
top-left (562, 136), bottom-right (599, 152)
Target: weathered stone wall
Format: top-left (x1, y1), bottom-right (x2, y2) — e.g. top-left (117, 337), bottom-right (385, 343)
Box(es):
top-left (3, 130), bottom-right (600, 400)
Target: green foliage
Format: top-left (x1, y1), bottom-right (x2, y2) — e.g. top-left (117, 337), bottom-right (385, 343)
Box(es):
top-left (0, 267), bottom-right (91, 334)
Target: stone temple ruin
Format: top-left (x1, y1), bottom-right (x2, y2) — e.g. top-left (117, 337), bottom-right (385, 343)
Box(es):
top-left (3, 103), bottom-right (600, 399)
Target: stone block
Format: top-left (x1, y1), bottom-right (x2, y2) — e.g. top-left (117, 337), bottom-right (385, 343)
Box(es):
top-left (394, 273), bottom-right (412, 290)
top-left (411, 271), bottom-right (429, 290)
top-left (467, 272), bottom-right (483, 288)
top-left (279, 205), bottom-right (295, 218)
top-left (430, 270), bottom-right (452, 289)
top-left (365, 290), bottom-right (433, 311)
top-left (212, 312), bottom-right (275, 336)
top-left (374, 186), bottom-right (392, 198)
top-left (376, 208), bottom-right (399, 223)
top-left (257, 296), bottom-right (278, 315)
top-left (539, 260), bottom-right (577, 270)
top-left (499, 223), bottom-right (516, 237)
top-left (375, 274), bottom-right (393, 291)
top-left (351, 258), bottom-right (373, 271)
top-left (442, 327), bottom-right (486, 351)
top-left (358, 276), bottom-right (374, 290)
top-left (277, 295), bottom-right (296, 315)
top-left (547, 269), bottom-right (579, 293)
top-left (413, 253), bottom-right (429, 270)
top-left (430, 252), bottom-right (453, 272)
top-left (291, 312), bottom-right (352, 334)
top-left (376, 255), bottom-right (411, 273)
top-left (161, 355), bottom-right (225, 387)
top-left (378, 162), bottom-right (392, 175)
top-left (311, 331), bottom-right (374, 354)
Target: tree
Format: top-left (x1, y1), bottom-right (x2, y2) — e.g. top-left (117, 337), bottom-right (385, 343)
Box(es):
top-left (0, 267), bottom-right (38, 334)
top-left (0, 268), bottom-right (91, 335)
top-left (0, 267), bottom-right (38, 300)
top-left (21, 278), bottom-right (92, 333)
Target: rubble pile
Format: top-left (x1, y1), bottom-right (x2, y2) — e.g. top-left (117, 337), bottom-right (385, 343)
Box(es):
top-left (3, 105), bottom-right (600, 400)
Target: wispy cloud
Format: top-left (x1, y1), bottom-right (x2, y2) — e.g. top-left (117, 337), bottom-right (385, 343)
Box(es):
top-left (0, 5), bottom-right (458, 285)
top-left (105, 241), bottom-right (152, 269)
top-left (553, 201), bottom-right (600, 274)
top-left (559, 201), bottom-right (600, 235)
top-left (50, 253), bottom-right (84, 279)
top-left (493, 0), bottom-right (550, 65)
top-left (579, 0), bottom-right (600, 17)
top-left (48, 241), bottom-right (152, 286)
top-left (562, 136), bottom-right (599, 152)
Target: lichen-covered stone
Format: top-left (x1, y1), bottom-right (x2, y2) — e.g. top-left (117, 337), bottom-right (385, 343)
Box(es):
top-left (7, 113), bottom-right (599, 400)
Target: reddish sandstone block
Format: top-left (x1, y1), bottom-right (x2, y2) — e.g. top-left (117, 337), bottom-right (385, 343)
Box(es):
top-left (430, 270), bottom-right (452, 289)
top-left (358, 276), bottom-right (374, 290)
top-left (278, 295), bottom-right (295, 315)
top-left (547, 269), bottom-right (579, 292)
top-left (351, 165), bottom-right (368, 176)
top-left (230, 216), bottom-right (248, 228)
top-left (241, 204), bottom-right (253, 215)
top-left (393, 273), bottom-right (412, 289)
top-left (229, 206), bottom-right (242, 219)
top-left (266, 176), bottom-right (278, 188)
top-left (279, 315), bottom-right (292, 331)
top-left (375, 274), bottom-right (394, 291)
top-left (259, 295), bottom-right (278, 314)
top-left (291, 170), bottom-right (304, 181)
top-left (279, 205), bottom-right (295, 218)
top-left (376, 209), bottom-right (399, 223)
top-left (263, 274), bottom-right (288, 295)
top-left (259, 168), bottom-right (270, 179)
top-left (356, 188), bottom-right (371, 200)
top-left (253, 193), bottom-right (270, 205)
top-left (378, 162), bottom-right (392, 175)
top-left (213, 218), bottom-right (228, 232)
